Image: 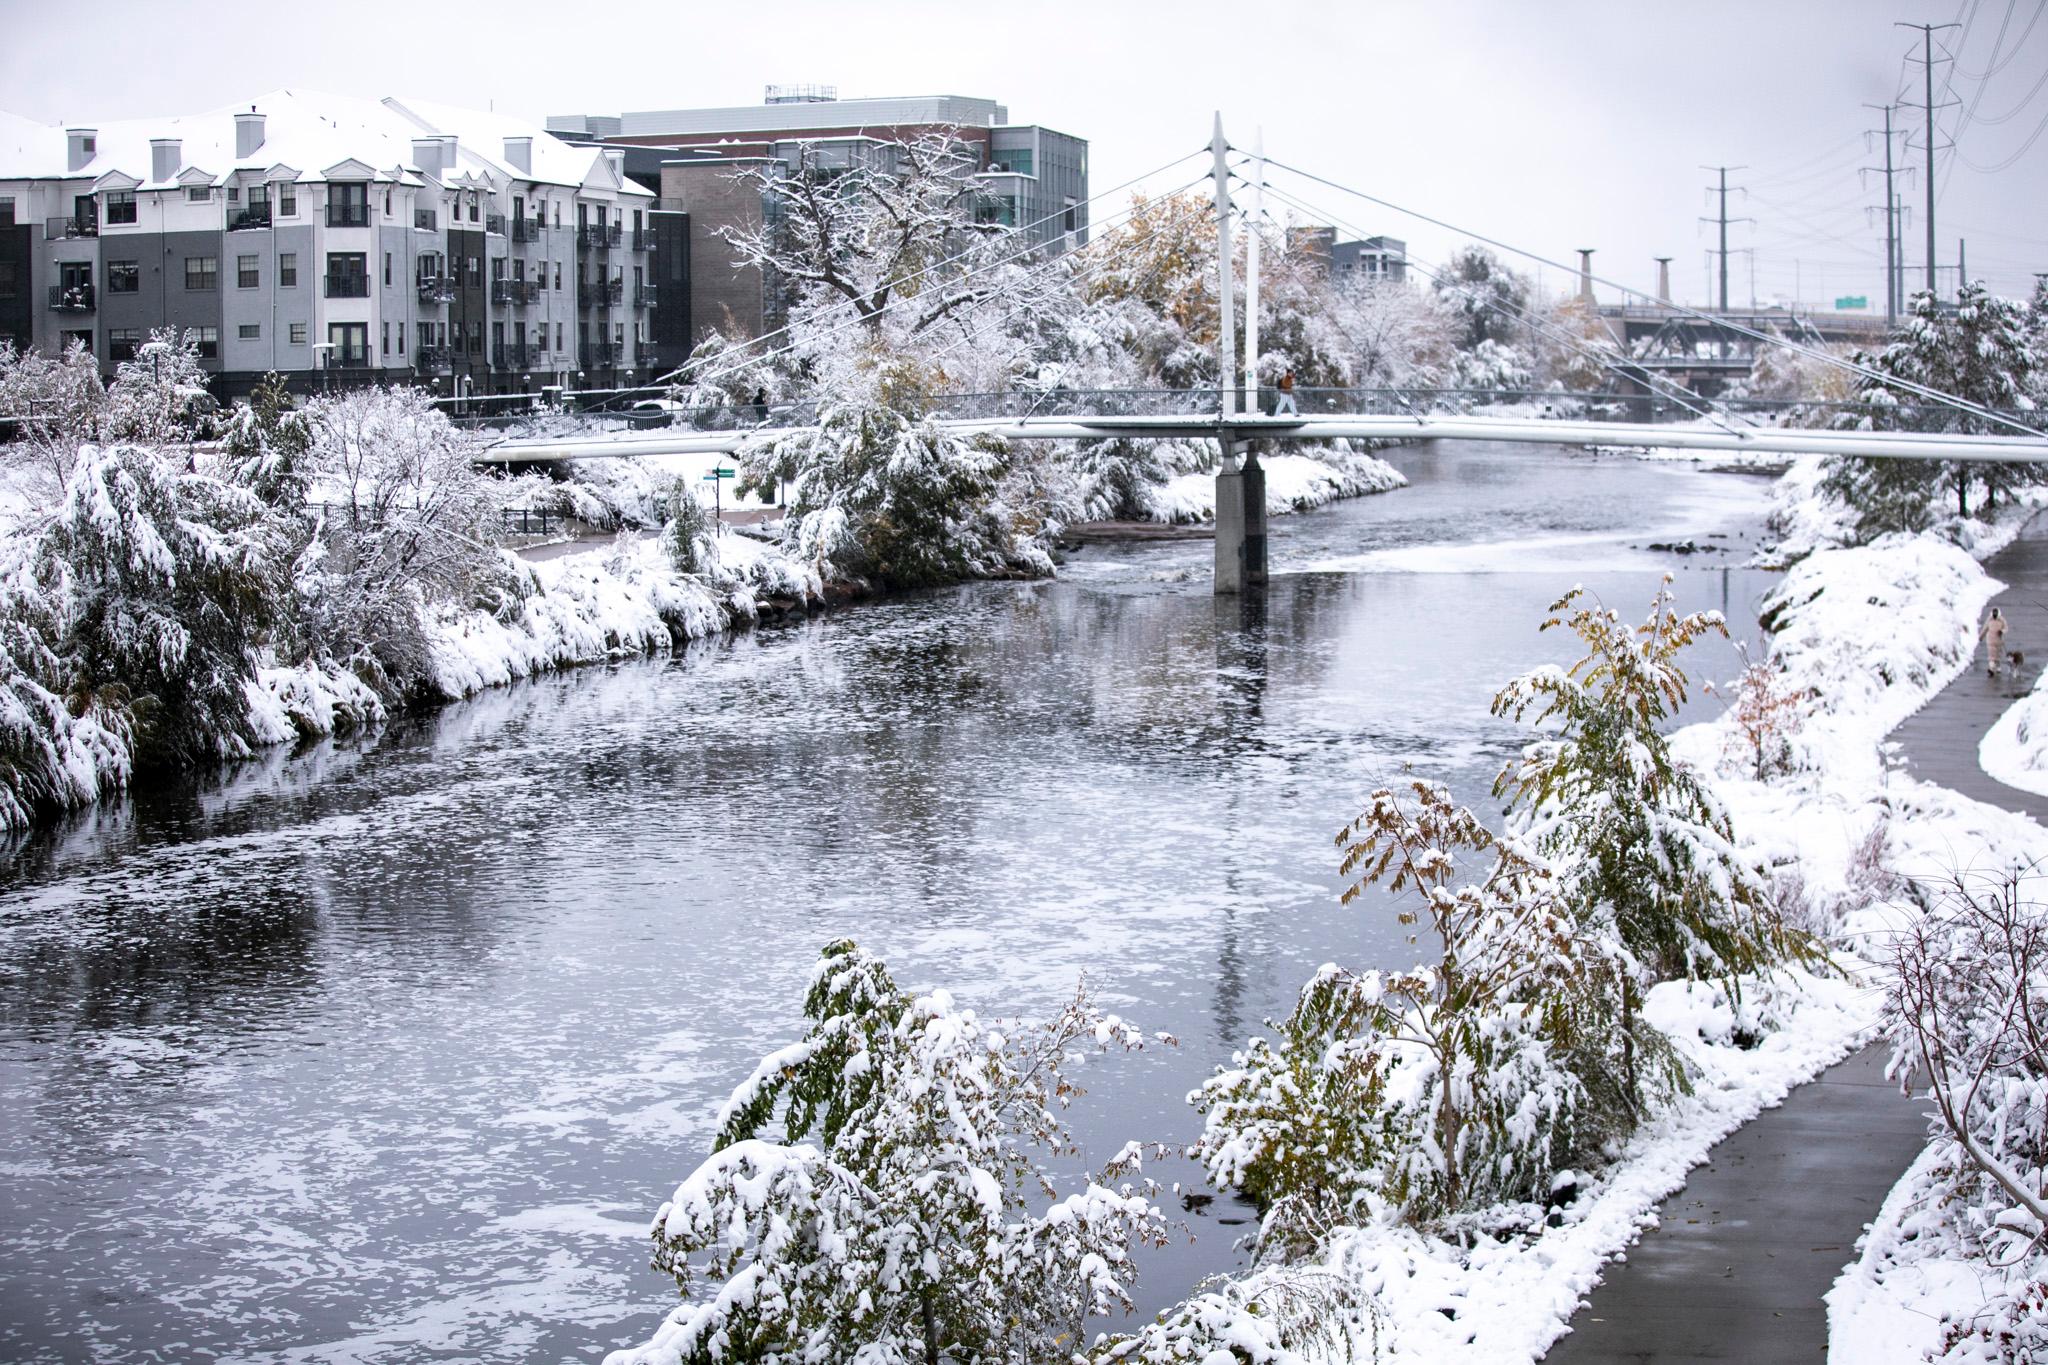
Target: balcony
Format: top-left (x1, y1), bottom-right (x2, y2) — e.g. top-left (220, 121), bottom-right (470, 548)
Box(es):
top-left (491, 279), bottom-right (542, 306)
top-left (582, 278), bottom-right (622, 308)
top-left (493, 342), bottom-right (535, 370)
top-left (580, 342), bottom-right (621, 369)
top-left (44, 216), bottom-right (97, 240)
top-left (326, 204), bottom-right (370, 228)
top-left (634, 284), bottom-right (658, 309)
top-left (416, 275), bottom-right (455, 304)
top-left (324, 273), bottom-right (370, 298)
top-left (322, 350), bottom-right (371, 370)
top-left (228, 206), bottom-right (273, 231)
top-left (485, 213), bottom-right (505, 236)
top-left (48, 283), bottom-right (95, 313)
top-left (577, 223), bottom-right (622, 251)
top-left (511, 216), bottom-right (543, 243)
top-left (414, 208), bottom-right (437, 231)
top-left (415, 346), bottom-right (453, 373)
top-left (631, 229), bottom-right (653, 252)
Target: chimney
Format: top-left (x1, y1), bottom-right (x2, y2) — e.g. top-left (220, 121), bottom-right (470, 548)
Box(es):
top-left (503, 136), bottom-right (532, 175)
top-left (438, 134), bottom-right (459, 168)
top-left (235, 109), bottom-right (266, 159)
top-left (66, 128), bottom-right (95, 173)
top-left (605, 149), bottom-right (624, 179)
top-left (411, 138), bottom-right (442, 177)
top-left (151, 138), bottom-right (182, 184)
top-left (1654, 256), bottom-right (1673, 305)
top-left (1576, 248), bottom-right (1596, 304)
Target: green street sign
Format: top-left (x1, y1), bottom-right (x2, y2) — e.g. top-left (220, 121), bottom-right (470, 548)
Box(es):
top-left (701, 468), bottom-right (736, 480)
top-left (1834, 295), bottom-right (1868, 310)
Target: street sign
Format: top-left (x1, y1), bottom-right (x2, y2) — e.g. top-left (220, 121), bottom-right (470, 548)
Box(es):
top-left (1834, 295), bottom-right (1869, 310)
top-left (701, 467), bottom-right (736, 480)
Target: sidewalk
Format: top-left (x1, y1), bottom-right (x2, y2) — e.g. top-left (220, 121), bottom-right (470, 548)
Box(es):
top-left (1889, 525), bottom-right (2048, 824)
top-left (1542, 1045), bottom-right (1926, 1363)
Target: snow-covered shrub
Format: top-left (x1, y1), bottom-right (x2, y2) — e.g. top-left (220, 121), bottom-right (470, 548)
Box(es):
top-left (101, 328), bottom-right (216, 447)
top-left (659, 479), bottom-right (717, 578)
top-left (1452, 338), bottom-right (1534, 394)
top-left (221, 372), bottom-right (312, 508)
top-left (1092, 1267), bottom-right (1377, 1363)
top-left (0, 557), bottom-right (132, 829)
top-left (1194, 781), bottom-right (1621, 1250)
top-left (39, 443), bottom-right (279, 771)
top-left (0, 338), bottom-right (105, 498)
top-left (740, 368), bottom-right (1050, 588)
top-left (1883, 866), bottom-right (2048, 1354)
top-left (1432, 245), bottom-right (1532, 352)
top-left (1713, 645), bottom-right (1808, 781)
top-left (608, 939), bottom-right (1167, 1365)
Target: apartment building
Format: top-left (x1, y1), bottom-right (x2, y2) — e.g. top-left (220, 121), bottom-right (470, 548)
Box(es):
top-left (0, 92), bottom-right (670, 397)
top-left (549, 89), bottom-right (1087, 348)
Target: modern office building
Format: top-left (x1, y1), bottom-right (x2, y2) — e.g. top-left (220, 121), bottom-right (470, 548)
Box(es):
top-left (0, 91), bottom-right (674, 396)
top-left (550, 89), bottom-right (1088, 347)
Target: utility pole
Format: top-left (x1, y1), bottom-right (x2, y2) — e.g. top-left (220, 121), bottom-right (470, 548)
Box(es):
top-left (1699, 165), bottom-right (1751, 313)
top-left (1898, 21), bottom-right (1960, 299)
top-left (1863, 103), bottom-right (1903, 326)
top-left (1244, 128), bottom-right (1262, 413)
top-left (1958, 237), bottom-right (1967, 296)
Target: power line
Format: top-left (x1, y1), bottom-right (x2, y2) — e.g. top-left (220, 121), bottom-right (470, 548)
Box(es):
top-left (1957, 0), bottom-right (2047, 78)
top-left (1252, 150), bottom-right (2047, 439)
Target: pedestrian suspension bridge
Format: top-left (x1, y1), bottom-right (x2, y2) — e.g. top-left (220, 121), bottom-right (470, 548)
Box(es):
top-left (476, 118), bottom-right (2048, 594)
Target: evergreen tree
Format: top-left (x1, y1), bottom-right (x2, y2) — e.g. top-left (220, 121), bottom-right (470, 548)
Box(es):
top-left (1826, 284), bottom-right (2042, 530)
top-left (1432, 245), bottom-right (1532, 351)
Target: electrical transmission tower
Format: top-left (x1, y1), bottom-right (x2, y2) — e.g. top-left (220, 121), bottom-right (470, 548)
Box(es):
top-left (1699, 165), bottom-right (1752, 316)
top-left (1862, 103), bottom-right (1909, 325)
top-left (1897, 21), bottom-right (1960, 297)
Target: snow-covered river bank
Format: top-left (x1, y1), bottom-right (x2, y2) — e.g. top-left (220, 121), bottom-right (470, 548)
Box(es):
top-left (0, 441), bottom-right (1781, 1363)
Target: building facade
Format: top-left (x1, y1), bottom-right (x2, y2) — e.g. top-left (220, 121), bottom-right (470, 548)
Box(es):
top-left (0, 92), bottom-right (666, 397)
top-left (549, 89), bottom-right (1088, 349)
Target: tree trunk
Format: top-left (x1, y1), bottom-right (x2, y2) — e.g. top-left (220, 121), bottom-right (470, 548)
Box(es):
top-left (921, 1287), bottom-right (941, 1365)
top-left (1622, 976), bottom-right (1640, 1116)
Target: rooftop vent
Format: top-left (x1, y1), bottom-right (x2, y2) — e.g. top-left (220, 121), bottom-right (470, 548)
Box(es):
top-left (66, 128), bottom-right (95, 173)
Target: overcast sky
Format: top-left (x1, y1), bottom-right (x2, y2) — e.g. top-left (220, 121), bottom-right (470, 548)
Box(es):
top-left (5, 0), bottom-right (2043, 308)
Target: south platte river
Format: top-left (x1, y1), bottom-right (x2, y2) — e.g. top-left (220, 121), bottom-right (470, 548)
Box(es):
top-left (0, 440), bottom-right (1783, 1363)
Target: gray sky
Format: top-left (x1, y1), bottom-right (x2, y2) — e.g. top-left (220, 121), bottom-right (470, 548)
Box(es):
top-left (5, 0), bottom-right (2044, 307)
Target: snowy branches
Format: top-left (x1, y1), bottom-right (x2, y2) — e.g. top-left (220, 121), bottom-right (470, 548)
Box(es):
top-left (609, 939), bottom-right (1168, 1365)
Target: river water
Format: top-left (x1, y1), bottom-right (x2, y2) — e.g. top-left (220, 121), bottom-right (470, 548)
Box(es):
top-left (0, 441), bottom-right (1780, 1363)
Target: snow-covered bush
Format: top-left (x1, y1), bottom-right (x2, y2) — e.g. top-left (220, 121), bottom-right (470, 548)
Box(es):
top-left (1194, 781), bottom-right (1622, 1252)
top-left (0, 338), bottom-right (105, 499)
top-left (660, 479), bottom-right (717, 578)
top-left (0, 556), bottom-right (132, 828)
top-left (740, 364), bottom-right (1049, 588)
top-left (39, 443), bottom-right (279, 771)
top-left (1432, 245), bottom-right (1532, 352)
top-left (1451, 338), bottom-right (1534, 394)
top-left (101, 328), bottom-right (217, 447)
top-left (1883, 867), bottom-right (2048, 1359)
top-left (608, 939), bottom-right (1167, 1365)
top-left (1092, 1267), bottom-right (1377, 1363)
top-left (1713, 645), bottom-right (1809, 781)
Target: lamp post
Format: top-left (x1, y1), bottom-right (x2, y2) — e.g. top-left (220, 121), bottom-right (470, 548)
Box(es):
top-left (310, 342), bottom-right (334, 395)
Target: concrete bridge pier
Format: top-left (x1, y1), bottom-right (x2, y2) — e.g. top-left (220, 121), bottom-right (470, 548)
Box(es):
top-left (1214, 438), bottom-right (1268, 595)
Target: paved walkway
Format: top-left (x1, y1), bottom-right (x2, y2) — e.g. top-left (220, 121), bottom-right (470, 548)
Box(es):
top-left (1890, 523), bottom-right (2048, 823)
top-left (1545, 523), bottom-right (2048, 1361)
top-left (1543, 1045), bottom-right (1926, 1363)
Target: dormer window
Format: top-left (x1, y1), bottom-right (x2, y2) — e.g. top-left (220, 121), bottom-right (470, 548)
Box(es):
top-left (187, 186), bottom-right (211, 203)
top-left (104, 191), bottom-right (137, 225)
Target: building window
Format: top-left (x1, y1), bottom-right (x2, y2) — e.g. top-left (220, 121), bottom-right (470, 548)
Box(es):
top-left (184, 256), bottom-right (218, 291)
top-left (555, 322), bottom-right (563, 351)
top-left (0, 196), bottom-right (14, 228)
top-left (382, 321), bottom-right (390, 355)
top-left (192, 326), bottom-right (219, 358)
top-left (0, 260), bottom-right (17, 300)
top-left (397, 322), bottom-right (405, 355)
top-left (467, 255), bottom-right (480, 285)
top-left (383, 251), bottom-right (392, 287)
top-left (278, 252), bottom-right (297, 287)
top-left (107, 260), bottom-right (140, 294)
top-left (104, 191), bottom-right (137, 225)
top-left (328, 321), bottom-right (368, 367)
top-left (108, 328), bottom-right (140, 361)
top-left (289, 322), bottom-right (307, 345)
top-left (325, 252), bottom-right (368, 296)
top-left (187, 185), bottom-right (211, 203)
top-left (327, 182), bottom-right (369, 228)
top-left (226, 186), bottom-right (239, 203)
top-left (468, 191), bottom-right (479, 223)
top-left (383, 188), bottom-right (392, 216)
top-left (554, 262), bottom-right (563, 290)
top-left (237, 254), bottom-right (259, 288)
top-left (278, 183), bottom-right (297, 216)
top-left (238, 323), bottom-right (260, 340)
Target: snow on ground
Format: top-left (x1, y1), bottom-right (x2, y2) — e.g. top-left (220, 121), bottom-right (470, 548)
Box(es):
top-left (1146, 449), bottom-right (1406, 523)
top-left (1980, 687), bottom-right (2048, 797)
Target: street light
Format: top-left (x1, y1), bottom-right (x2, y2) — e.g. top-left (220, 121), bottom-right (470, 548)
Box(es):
top-left (310, 342), bottom-right (334, 395)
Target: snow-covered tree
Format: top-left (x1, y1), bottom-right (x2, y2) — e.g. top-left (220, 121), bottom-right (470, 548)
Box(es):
top-left (739, 354), bottom-right (1049, 588)
top-left (1826, 284), bottom-right (2043, 529)
top-left (38, 443), bottom-right (280, 770)
top-left (221, 372), bottom-right (312, 508)
top-left (1091, 1268), bottom-right (1376, 1363)
top-left (660, 479), bottom-right (717, 578)
top-left (0, 555), bottom-right (133, 829)
top-left (1433, 245), bottom-right (1531, 351)
top-left (609, 939), bottom-right (1168, 1365)
top-left (1713, 645), bottom-right (1807, 781)
top-left (0, 339), bottom-right (106, 499)
top-left (1451, 337), bottom-right (1534, 394)
top-left (1534, 298), bottom-right (1624, 391)
top-left (1491, 581), bottom-right (1822, 1104)
top-left (289, 386), bottom-right (523, 694)
top-left (1329, 275), bottom-right (1457, 391)
top-left (1195, 780), bottom-right (1624, 1249)
top-left (101, 328), bottom-right (216, 447)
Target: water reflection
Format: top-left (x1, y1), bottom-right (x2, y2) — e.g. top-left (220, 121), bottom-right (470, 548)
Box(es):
top-left (0, 443), bottom-right (1782, 1363)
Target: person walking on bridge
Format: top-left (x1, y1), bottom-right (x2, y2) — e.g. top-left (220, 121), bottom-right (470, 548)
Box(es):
top-left (1274, 369), bottom-right (1298, 416)
top-left (1983, 606), bottom-right (2009, 677)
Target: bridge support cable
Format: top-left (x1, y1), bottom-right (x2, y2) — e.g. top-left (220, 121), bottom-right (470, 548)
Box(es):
top-left (1254, 152), bottom-right (2048, 440)
top-left (1251, 176), bottom-right (1746, 435)
top-left (643, 145), bottom-right (1214, 392)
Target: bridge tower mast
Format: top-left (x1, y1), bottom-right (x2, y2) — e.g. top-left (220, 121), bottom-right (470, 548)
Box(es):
top-left (1210, 114), bottom-right (1265, 596)
top-left (1212, 114), bottom-right (1237, 424)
